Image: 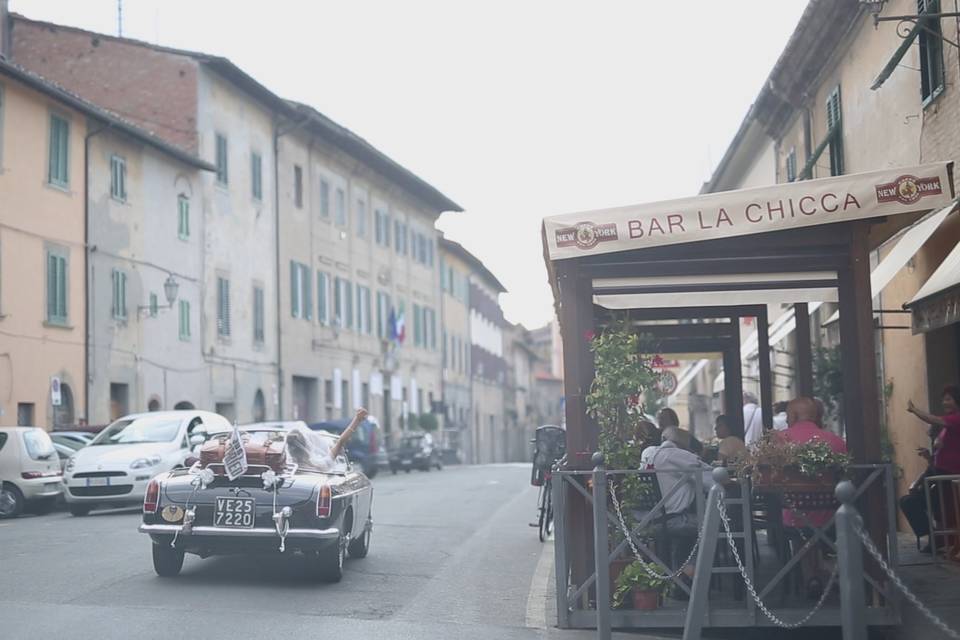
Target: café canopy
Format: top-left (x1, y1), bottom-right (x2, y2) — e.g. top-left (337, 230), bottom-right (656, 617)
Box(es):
top-left (542, 162), bottom-right (955, 462)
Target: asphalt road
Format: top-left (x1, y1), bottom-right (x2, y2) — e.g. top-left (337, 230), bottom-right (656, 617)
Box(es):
top-left (0, 463), bottom-right (667, 640)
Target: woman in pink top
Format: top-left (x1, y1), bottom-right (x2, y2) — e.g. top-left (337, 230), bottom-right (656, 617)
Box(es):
top-left (908, 386), bottom-right (960, 557)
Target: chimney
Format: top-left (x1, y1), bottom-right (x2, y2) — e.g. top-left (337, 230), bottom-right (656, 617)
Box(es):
top-left (0, 0), bottom-right (9, 59)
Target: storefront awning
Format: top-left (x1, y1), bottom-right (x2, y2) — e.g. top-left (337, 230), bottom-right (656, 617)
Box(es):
top-left (823, 199), bottom-right (957, 326)
top-left (906, 231), bottom-right (960, 333)
top-left (543, 162), bottom-right (954, 261)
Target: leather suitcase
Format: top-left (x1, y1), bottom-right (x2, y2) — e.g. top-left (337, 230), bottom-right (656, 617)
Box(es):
top-left (200, 436), bottom-right (287, 473)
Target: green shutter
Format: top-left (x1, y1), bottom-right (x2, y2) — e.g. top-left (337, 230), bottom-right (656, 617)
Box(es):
top-left (178, 196), bottom-right (190, 239)
top-left (304, 268), bottom-right (313, 321)
top-left (48, 115), bottom-right (69, 186)
top-left (290, 261), bottom-right (299, 318)
top-left (345, 282), bottom-right (354, 328)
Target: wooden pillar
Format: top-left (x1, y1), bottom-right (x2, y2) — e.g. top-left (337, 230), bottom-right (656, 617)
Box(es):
top-left (757, 306), bottom-right (774, 430)
top-left (795, 302), bottom-right (814, 398)
top-left (723, 318), bottom-right (745, 439)
top-left (838, 223), bottom-right (882, 463)
top-left (554, 261), bottom-right (597, 599)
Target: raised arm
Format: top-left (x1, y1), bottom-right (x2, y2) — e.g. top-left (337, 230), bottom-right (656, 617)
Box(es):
top-left (908, 399), bottom-right (947, 427)
top-left (330, 408), bottom-right (368, 460)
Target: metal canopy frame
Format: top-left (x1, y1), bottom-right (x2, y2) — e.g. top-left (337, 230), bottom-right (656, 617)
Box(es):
top-left (545, 219), bottom-right (886, 630)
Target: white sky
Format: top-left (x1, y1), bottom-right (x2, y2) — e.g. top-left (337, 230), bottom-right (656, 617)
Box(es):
top-left (12, 0), bottom-right (809, 329)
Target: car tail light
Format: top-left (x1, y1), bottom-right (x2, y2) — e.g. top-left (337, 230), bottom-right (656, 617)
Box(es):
top-left (144, 479), bottom-right (160, 514)
top-left (21, 471), bottom-right (61, 479)
top-left (316, 484), bottom-right (332, 518)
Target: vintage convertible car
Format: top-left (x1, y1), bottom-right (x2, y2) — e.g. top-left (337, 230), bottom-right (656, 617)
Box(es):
top-left (138, 423), bottom-right (373, 582)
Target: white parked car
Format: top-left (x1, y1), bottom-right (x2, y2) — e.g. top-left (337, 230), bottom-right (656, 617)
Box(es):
top-left (63, 411), bottom-right (229, 516)
top-left (0, 427), bottom-right (63, 519)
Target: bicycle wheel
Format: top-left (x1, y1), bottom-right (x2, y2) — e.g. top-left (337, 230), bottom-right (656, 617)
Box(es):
top-left (538, 480), bottom-right (550, 542)
top-left (544, 491), bottom-right (554, 538)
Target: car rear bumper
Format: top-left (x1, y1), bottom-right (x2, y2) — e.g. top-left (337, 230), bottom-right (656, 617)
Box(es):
top-left (17, 478), bottom-right (63, 501)
top-left (139, 523), bottom-right (340, 541)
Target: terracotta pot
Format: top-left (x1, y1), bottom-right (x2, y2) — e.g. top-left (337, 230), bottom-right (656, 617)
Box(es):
top-left (752, 466), bottom-right (836, 492)
top-left (632, 589), bottom-right (660, 610)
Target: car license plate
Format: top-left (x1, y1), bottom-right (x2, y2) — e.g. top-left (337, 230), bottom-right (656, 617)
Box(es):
top-left (86, 477), bottom-right (110, 487)
top-left (214, 497), bottom-right (255, 529)
top-left (44, 482), bottom-right (60, 491)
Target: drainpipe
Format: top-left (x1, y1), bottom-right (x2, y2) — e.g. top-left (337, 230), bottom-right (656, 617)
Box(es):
top-left (84, 121), bottom-right (112, 424)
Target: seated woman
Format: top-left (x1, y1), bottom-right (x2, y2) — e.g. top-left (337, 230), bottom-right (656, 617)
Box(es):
top-left (286, 408), bottom-right (368, 472)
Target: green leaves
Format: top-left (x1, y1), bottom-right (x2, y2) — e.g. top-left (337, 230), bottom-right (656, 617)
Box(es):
top-left (613, 559), bottom-right (670, 607)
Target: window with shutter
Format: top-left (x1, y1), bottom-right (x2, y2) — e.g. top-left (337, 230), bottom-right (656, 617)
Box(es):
top-left (179, 300), bottom-right (191, 340)
top-left (215, 133), bottom-right (228, 185)
top-left (320, 179), bottom-right (330, 217)
top-left (335, 188), bottom-right (346, 226)
top-left (149, 293), bottom-right (158, 317)
top-left (785, 148), bottom-right (797, 183)
top-left (46, 249), bottom-right (68, 325)
top-left (253, 286), bottom-right (265, 344)
top-left (826, 87), bottom-right (843, 176)
top-left (303, 268), bottom-right (313, 321)
top-left (318, 272), bottom-right (329, 325)
top-left (364, 287), bottom-right (372, 334)
top-left (177, 195), bottom-right (190, 239)
top-left (294, 165), bottom-right (303, 208)
top-left (217, 276), bottom-right (231, 337)
top-left (345, 281), bottom-right (354, 329)
top-left (918, 0), bottom-right (945, 104)
top-left (110, 155), bottom-right (127, 201)
top-left (111, 269), bottom-right (127, 320)
top-left (356, 199), bottom-right (367, 238)
top-left (251, 152), bottom-right (263, 200)
top-left (290, 260), bottom-right (301, 318)
top-left (48, 114), bottom-right (70, 187)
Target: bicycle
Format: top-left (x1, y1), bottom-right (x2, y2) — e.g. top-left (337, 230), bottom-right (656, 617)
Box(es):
top-left (529, 425), bottom-right (565, 542)
top-left (535, 470), bottom-right (554, 542)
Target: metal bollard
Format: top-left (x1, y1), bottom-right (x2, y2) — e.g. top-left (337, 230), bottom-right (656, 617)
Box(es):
top-left (591, 452), bottom-right (612, 640)
top-left (835, 480), bottom-right (868, 640)
top-left (683, 466), bottom-right (728, 640)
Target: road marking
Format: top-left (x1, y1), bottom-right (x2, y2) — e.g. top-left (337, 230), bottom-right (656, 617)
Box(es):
top-left (524, 538), bottom-right (554, 629)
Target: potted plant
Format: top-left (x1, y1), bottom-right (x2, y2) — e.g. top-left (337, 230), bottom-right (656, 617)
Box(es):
top-left (613, 559), bottom-right (669, 610)
top-left (736, 434), bottom-right (851, 491)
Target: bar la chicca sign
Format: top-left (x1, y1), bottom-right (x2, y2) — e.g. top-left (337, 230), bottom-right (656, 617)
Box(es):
top-left (544, 162), bottom-right (955, 261)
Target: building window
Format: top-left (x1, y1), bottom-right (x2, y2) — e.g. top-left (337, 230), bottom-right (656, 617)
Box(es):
top-left (356, 199), bottom-right (367, 238)
top-left (294, 165), bottom-right (303, 208)
top-left (253, 285), bottom-right (265, 344)
top-left (413, 304), bottom-right (422, 347)
top-left (215, 133), bottom-right (228, 185)
top-left (110, 155), bottom-right (127, 201)
top-left (318, 271), bottom-right (330, 325)
top-left (357, 285), bottom-right (372, 334)
top-left (217, 276), bottom-right (231, 337)
top-left (45, 248), bottom-right (68, 325)
top-left (149, 292), bottom-right (158, 317)
top-left (111, 269), bottom-right (127, 320)
top-left (251, 151), bottom-right (262, 200)
top-left (290, 261), bottom-right (312, 320)
top-left (48, 114), bottom-right (70, 187)
top-left (394, 219), bottom-right (403, 253)
top-left (919, 0), bottom-right (945, 104)
top-left (376, 291), bottom-right (391, 338)
top-left (179, 300), bottom-right (191, 341)
top-left (319, 179), bottom-right (330, 218)
top-left (335, 188), bottom-right (346, 226)
top-left (335, 277), bottom-right (354, 329)
top-left (826, 86), bottom-right (843, 177)
top-left (785, 147), bottom-right (797, 183)
top-left (177, 195), bottom-right (190, 239)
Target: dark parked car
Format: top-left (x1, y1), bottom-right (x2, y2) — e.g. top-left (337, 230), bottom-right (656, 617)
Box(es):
top-left (389, 432), bottom-right (442, 473)
top-left (308, 417), bottom-right (387, 478)
top-left (139, 424), bottom-right (373, 582)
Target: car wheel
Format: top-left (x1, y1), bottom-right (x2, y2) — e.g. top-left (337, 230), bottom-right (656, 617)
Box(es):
top-left (0, 483), bottom-right (24, 519)
top-left (152, 543), bottom-right (185, 577)
top-left (348, 522), bottom-right (372, 559)
top-left (69, 505), bottom-right (92, 517)
top-left (312, 534), bottom-right (345, 583)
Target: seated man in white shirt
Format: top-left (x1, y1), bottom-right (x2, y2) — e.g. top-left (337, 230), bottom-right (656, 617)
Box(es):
top-left (638, 427), bottom-right (714, 582)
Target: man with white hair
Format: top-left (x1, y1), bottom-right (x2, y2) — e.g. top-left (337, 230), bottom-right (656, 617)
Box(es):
top-left (743, 391), bottom-right (764, 446)
top-left (638, 427), bottom-right (714, 584)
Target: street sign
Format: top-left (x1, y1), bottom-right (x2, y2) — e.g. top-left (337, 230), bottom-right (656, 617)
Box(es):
top-left (51, 377), bottom-right (62, 407)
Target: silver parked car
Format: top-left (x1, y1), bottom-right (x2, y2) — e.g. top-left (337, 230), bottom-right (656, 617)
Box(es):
top-left (0, 427), bottom-right (63, 518)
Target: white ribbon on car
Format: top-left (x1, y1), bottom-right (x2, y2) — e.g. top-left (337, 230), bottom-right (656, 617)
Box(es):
top-left (170, 464), bottom-right (213, 548)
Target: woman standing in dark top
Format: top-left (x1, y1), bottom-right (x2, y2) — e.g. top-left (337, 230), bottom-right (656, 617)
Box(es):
top-left (908, 385), bottom-right (960, 557)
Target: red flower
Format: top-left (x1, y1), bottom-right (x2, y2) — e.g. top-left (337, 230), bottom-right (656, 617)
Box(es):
top-left (583, 330), bottom-right (596, 342)
top-left (651, 355), bottom-right (665, 368)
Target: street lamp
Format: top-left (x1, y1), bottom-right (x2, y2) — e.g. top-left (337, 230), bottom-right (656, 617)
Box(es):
top-left (163, 274), bottom-right (179, 308)
top-left (860, 0), bottom-right (960, 45)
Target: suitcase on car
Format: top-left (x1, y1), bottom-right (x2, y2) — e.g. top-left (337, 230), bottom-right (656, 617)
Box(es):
top-left (200, 436), bottom-right (287, 474)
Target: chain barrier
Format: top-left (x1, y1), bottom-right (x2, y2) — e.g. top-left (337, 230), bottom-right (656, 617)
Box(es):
top-left (608, 479), bottom-right (702, 580)
top-left (853, 520), bottom-right (960, 639)
top-left (716, 492), bottom-right (838, 628)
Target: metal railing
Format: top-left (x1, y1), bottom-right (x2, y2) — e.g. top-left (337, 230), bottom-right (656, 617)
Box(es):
top-left (924, 474), bottom-right (960, 566)
top-left (552, 455), bottom-right (900, 636)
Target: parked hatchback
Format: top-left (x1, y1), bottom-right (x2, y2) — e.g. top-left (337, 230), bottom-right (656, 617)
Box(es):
top-left (389, 431), bottom-right (442, 473)
top-left (309, 416), bottom-right (387, 478)
top-left (63, 411), bottom-right (229, 516)
top-left (0, 427), bottom-right (63, 518)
